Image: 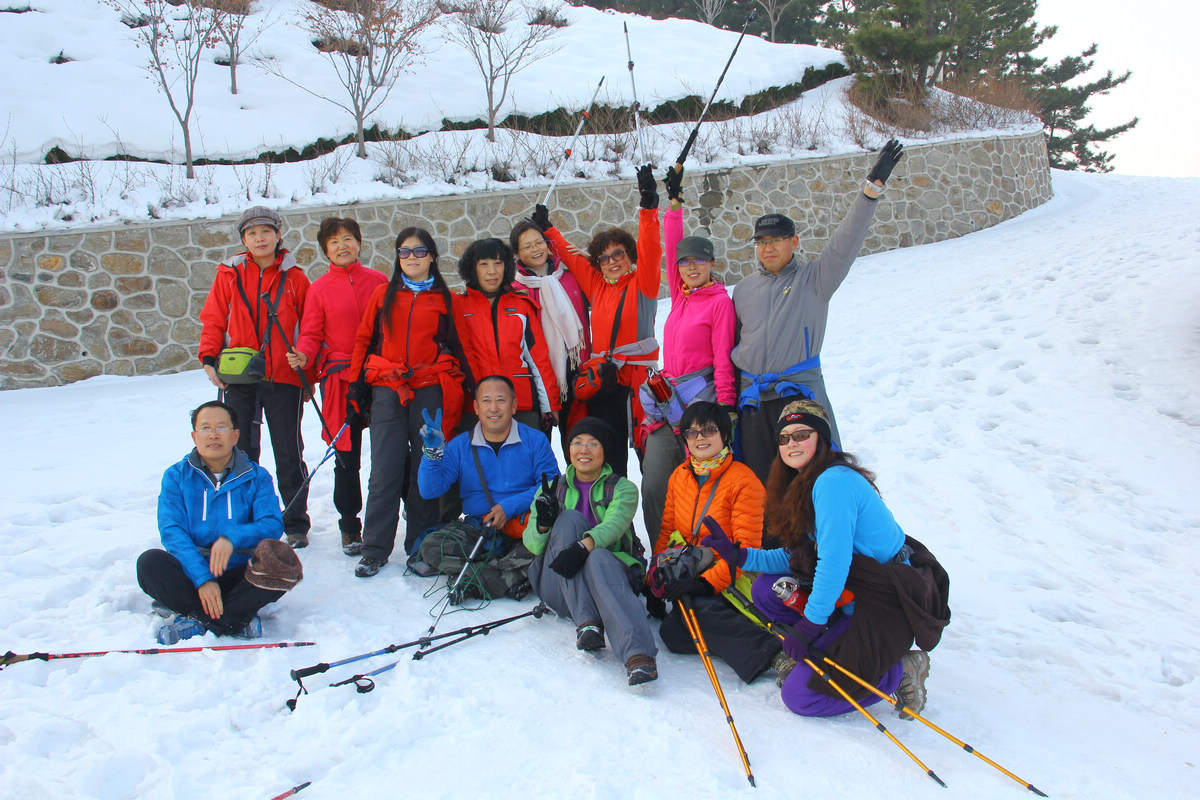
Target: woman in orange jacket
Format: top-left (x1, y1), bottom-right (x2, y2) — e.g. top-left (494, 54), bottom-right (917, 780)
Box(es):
top-left (535, 166), bottom-right (662, 476)
top-left (347, 227), bottom-right (466, 578)
top-left (650, 401), bottom-right (786, 685)
top-left (453, 237), bottom-right (560, 434)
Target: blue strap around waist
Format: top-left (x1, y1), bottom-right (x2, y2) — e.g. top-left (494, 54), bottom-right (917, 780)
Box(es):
top-left (737, 356), bottom-right (821, 412)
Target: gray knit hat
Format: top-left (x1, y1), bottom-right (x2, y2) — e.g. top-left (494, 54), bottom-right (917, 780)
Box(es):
top-left (236, 205), bottom-right (283, 236)
top-left (245, 539), bottom-right (303, 592)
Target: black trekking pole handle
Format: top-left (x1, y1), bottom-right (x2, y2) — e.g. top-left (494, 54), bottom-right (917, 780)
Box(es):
top-left (290, 662), bottom-right (331, 682)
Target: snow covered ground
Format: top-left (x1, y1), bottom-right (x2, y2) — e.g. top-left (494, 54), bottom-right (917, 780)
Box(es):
top-left (0, 1), bottom-right (1038, 232)
top-left (1, 169), bottom-right (1197, 799)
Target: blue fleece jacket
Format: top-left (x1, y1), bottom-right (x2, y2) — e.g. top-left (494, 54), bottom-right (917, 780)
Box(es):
top-left (157, 448), bottom-right (284, 588)
top-left (418, 422), bottom-right (559, 521)
top-left (741, 465), bottom-right (905, 624)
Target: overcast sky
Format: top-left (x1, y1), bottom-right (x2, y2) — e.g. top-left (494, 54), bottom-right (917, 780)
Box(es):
top-left (1035, 0), bottom-right (1197, 178)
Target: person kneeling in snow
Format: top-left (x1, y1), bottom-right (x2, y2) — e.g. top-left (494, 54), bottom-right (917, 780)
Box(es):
top-left (524, 418), bottom-right (657, 686)
top-left (415, 375), bottom-right (558, 601)
top-left (137, 401), bottom-right (303, 645)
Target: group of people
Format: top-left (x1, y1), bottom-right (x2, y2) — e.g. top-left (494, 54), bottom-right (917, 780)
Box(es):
top-left (138, 141), bottom-right (951, 713)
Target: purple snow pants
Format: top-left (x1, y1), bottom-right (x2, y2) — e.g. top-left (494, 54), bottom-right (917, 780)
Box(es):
top-left (751, 573), bottom-right (902, 717)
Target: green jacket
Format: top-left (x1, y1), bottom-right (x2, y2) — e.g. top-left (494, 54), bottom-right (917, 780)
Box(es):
top-left (523, 463), bottom-right (641, 568)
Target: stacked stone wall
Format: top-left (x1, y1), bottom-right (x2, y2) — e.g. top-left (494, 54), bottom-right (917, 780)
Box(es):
top-left (0, 131), bottom-right (1050, 389)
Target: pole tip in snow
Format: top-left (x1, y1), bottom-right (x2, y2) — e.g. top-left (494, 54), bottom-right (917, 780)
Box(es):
top-left (1029, 786), bottom-right (1048, 797)
top-left (928, 769), bottom-right (947, 788)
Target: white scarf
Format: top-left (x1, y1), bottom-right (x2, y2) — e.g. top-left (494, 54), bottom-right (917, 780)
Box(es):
top-left (515, 265), bottom-right (584, 401)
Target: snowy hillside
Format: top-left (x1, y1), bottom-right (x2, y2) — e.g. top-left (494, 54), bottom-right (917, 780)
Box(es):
top-left (1, 170), bottom-right (1197, 799)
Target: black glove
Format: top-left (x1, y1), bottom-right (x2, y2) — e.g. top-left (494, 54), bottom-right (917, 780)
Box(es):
top-left (664, 576), bottom-right (714, 603)
top-left (530, 204), bottom-right (551, 232)
top-left (346, 380), bottom-right (371, 420)
top-left (663, 165), bottom-right (683, 203)
top-left (644, 591), bottom-right (667, 620)
top-left (636, 164), bottom-right (658, 210)
top-left (549, 540), bottom-right (590, 579)
top-left (867, 139), bottom-right (904, 186)
top-left (535, 474), bottom-right (561, 530)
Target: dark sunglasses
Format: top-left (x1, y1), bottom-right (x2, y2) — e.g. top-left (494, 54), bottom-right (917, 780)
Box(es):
top-left (397, 246), bottom-right (430, 259)
top-left (596, 248), bottom-right (628, 265)
top-left (683, 425), bottom-right (721, 441)
top-left (776, 430), bottom-right (817, 446)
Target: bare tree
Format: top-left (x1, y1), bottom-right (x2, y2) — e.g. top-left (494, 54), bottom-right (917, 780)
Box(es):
top-left (212, 0), bottom-right (270, 95)
top-left (754, 0), bottom-right (796, 42)
top-left (112, 0), bottom-right (220, 178)
top-left (693, 0), bottom-right (727, 26)
top-left (445, 0), bottom-right (565, 142)
top-left (264, 0), bottom-right (441, 158)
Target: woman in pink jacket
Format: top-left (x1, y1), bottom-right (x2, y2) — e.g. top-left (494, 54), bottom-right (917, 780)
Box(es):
top-left (288, 217), bottom-right (388, 556)
top-left (638, 166), bottom-right (737, 544)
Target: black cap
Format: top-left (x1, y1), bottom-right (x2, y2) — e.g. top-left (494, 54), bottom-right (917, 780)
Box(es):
top-left (675, 236), bottom-right (715, 262)
top-left (752, 213), bottom-right (796, 239)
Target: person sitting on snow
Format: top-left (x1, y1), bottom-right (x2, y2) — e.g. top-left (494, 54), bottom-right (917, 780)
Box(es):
top-left (415, 375), bottom-right (558, 601)
top-left (137, 400), bottom-right (303, 645)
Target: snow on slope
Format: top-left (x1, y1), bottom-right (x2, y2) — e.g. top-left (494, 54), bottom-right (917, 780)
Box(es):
top-left (1, 170), bottom-right (1197, 799)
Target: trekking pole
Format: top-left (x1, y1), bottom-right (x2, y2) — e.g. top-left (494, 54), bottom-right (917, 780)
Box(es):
top-left (542, 76), bottom-right (605, 206)
top-left (1, 640), bottom-right (314, 670)
top-left (286, 604), bottom-right (551, 707)
top-left (261, 291), bottom-right (342, 451)
top-left (720, 586), bottom-right (948, 790)
top-left (268, 782), bottom-right (311, 800)
top-left (280, 421), bottom-right (348, 517)
top-left (623, 21), bottom-right (649, 165)
top-left (418, 528), bottom-right (490, 652)
top-left (673, 10), bottom-right (756, 172)
top-left (678, 599), bottom-right (756, 787)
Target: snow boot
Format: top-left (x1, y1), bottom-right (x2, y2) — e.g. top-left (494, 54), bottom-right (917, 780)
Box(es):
top-left (576, 622), bottom-right (604, 652)
top-left (355, 556), bottom-right (387, 578)
top-left (341, 529), bottom-right (363, 556)
top-left (506, 580), bottom-right (532, 601)
top-left (233, 615), bottom-right (263, 640)
top-left (771, 650), bottom-right (798, 688)
top-left (895, 650), bottom-right (930, 719)
top-left (157, 615), bottom-right (206, 646)
top-left (626, 654), bottom-right (658, 686)
top-left (286, 532), bottom-right (309, 549)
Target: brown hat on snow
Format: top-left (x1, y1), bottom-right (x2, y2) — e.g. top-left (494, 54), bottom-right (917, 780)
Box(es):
top-left (245, 538), bottom-right (304, 592)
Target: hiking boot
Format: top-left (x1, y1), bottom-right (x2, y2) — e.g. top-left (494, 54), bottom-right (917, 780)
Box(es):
top-left (506, 580), bottom-right (532, 601)
top-left (341, 529), bottom-right (363, 556)
top-left (626, 654), bottom-right (658, 686)
top-left (355, 556), bottom-right (387, 578)
top-left (576, 622), bottom-right (605, 652)
top-left (157, 615), bottom-right (206, 646)
top-left (150, 601), bottom-right (174, 619)
top-left (287, 532), bottom-right (309, 549)
top-left (771, 650), bottom-right (798, 688)
top-left (233, 615), bottom-right (263, 640)
top-left (895, 650), bottom-right (930, 719)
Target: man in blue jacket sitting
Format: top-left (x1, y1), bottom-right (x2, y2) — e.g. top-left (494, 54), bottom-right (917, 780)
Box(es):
top-left (416, 375), bottom-right (559, 601)
top-left (137, 401), bottom-right (303, 645)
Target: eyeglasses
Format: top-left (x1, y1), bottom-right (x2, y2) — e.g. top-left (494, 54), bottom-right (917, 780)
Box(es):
top-left (776, 430), bottom-right (816, 446)
top-left (196, 425), bottom-right (234, 436)
top-left (570, 439), bottom-right (602, 450)
top-left (518, 240), bottom-right (545, 253)
top-left (683, 425), bottom-right (721, 441)
top-left (397, 246), bottom-right (430, 259)
top-left (755, 237), bottom-right (789, 248)
top-left (676, 257), bottom-right (711, 267)
top-left (596, 248), bottom-right (628, 265)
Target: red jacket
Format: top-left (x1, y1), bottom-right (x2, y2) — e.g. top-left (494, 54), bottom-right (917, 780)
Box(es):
top-left (454, 288), bottom-right (561, 414)
top-left (548, 207), bottom-right (662, 383)
top-left (348, 282), bottom-right (464, 437)
top-left (198, 251), bottom-right (311, 388)
top-left (295, 261), bottom-right (388, 448)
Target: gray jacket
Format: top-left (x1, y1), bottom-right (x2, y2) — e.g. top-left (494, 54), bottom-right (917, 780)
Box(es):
top-left (732, 192), bottom-right (880, 397)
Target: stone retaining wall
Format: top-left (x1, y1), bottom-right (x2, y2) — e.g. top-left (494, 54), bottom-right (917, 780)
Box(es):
top-left (0, 131), bottom-right (1050, 389)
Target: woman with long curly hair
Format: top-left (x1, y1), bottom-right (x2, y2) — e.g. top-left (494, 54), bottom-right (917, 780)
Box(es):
top-left (702, 399), bottom-right (950, 718)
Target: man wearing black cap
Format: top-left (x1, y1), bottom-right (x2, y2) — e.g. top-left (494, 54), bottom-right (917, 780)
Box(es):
top-left (732, 140), bottom-right (904, 487)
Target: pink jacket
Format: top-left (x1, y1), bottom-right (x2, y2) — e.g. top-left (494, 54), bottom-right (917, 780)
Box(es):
top-left (662, 207), bottom-right (737, 405)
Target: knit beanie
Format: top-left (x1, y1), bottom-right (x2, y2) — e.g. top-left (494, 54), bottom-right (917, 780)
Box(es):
top-left (775, 399), bottom-right (832, 448)
top-left (568, 416), bottom-right (618, 467)
top-left (245, 539), bottom-right (304, 592)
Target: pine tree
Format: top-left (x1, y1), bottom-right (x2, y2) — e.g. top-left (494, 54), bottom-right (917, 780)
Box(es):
top-left (1032, 43), bottom-right (1137, 172)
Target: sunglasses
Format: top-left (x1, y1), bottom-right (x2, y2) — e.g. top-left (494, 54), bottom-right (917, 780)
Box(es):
top-left (397, 246), bottom-right (430, 259)
top-left (776, 430), bottom-right (817, 446)
top-left (596, 248), bottom-right (628, 265)
top-left (676, 257), bottom-right (711, 267)
top-left (683, 425), bottom-right (721, 441)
